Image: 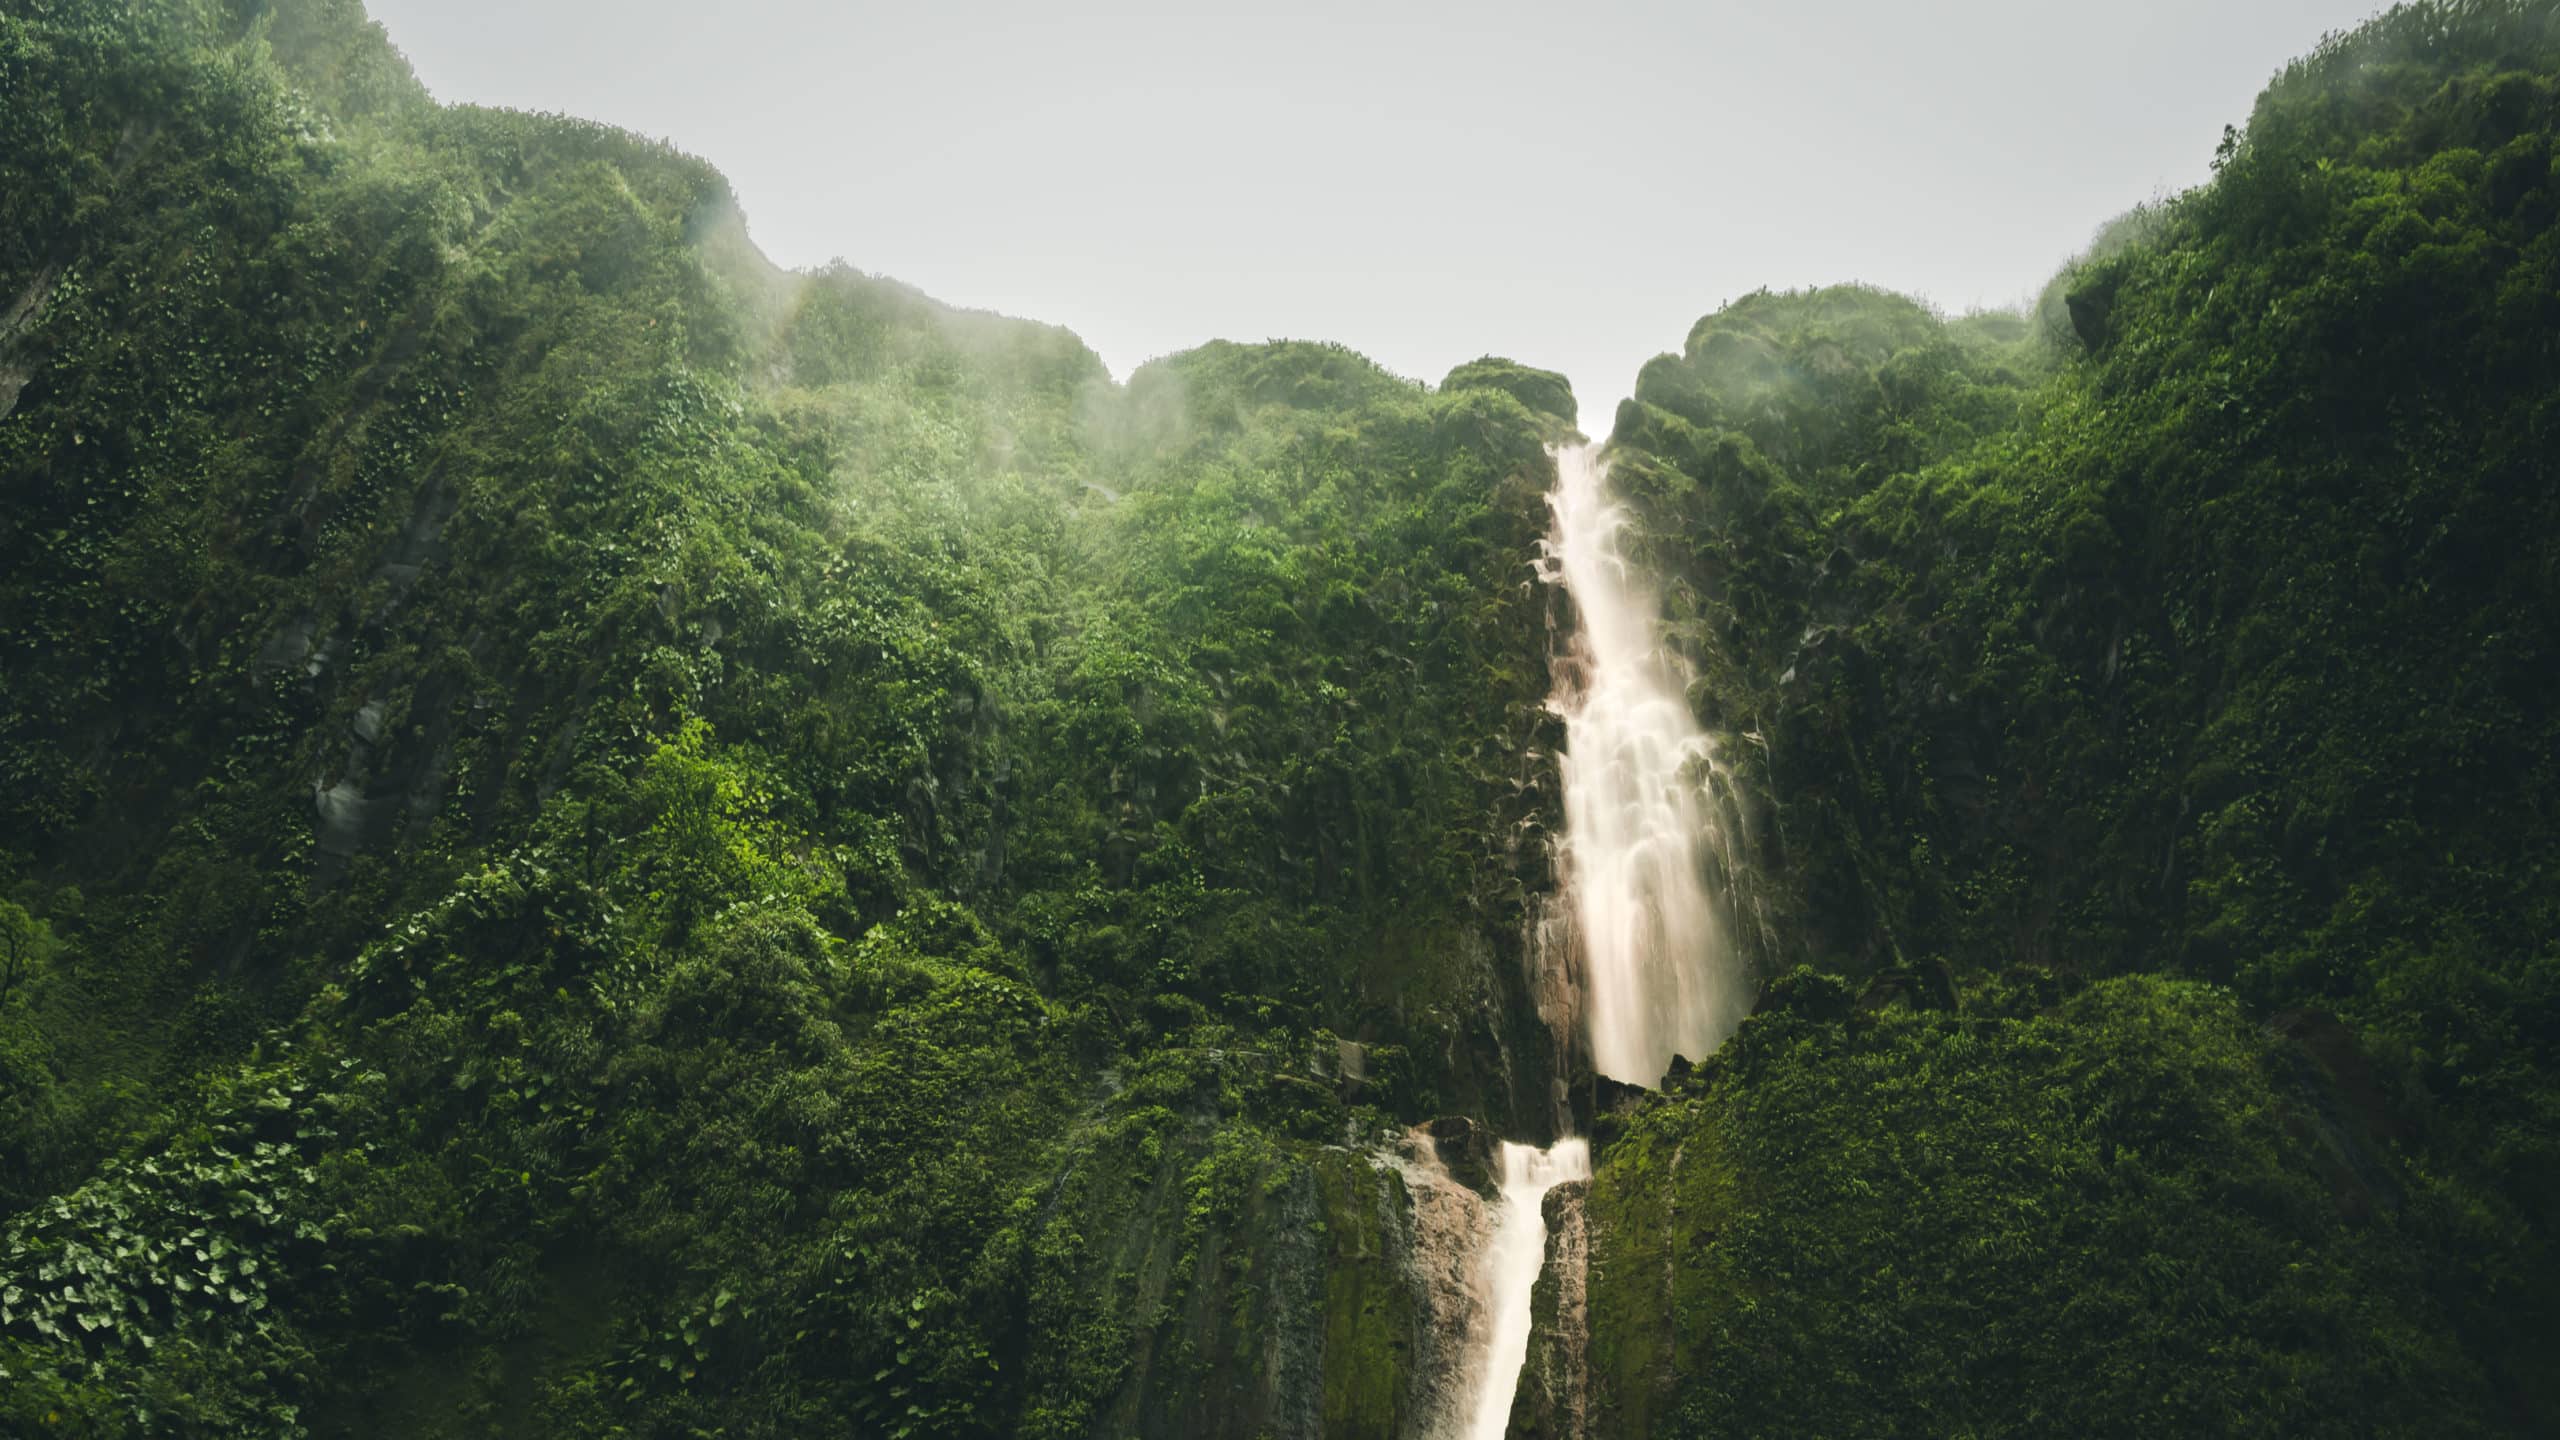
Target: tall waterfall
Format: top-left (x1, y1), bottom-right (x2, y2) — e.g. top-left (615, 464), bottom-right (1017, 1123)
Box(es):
top-left (1542, 441), bottom-right (1749, 1084)
top-left (1428, 440), bottom-right (1753, 1440)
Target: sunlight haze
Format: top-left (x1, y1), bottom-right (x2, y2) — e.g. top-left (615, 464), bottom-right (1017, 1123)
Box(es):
top-left (366, 0), bottom-right (2385, 423)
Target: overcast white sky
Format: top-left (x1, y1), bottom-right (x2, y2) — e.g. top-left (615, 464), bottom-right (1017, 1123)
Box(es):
top-left (366, 0), bottom-right (2384, 421)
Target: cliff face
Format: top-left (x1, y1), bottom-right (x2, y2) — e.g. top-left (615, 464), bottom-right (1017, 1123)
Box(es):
top-left (5, 0), bottom-right (2560, 1435)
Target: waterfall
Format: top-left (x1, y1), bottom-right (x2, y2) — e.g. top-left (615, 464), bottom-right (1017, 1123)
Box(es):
top-left (1422, 440), bottom-right (1751, 1440)
top-left (1454, 1139), bottom-right (1591, 1440)
top-left (1540, 441), bottom-right (1751, 1087)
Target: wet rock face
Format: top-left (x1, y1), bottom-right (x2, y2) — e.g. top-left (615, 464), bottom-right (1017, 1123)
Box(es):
top-left (1336, 1036), bottom-right (1369, 1083)
top-left (1049, 1126), bottom-right (1509, 1440)
top-left (1312, 1149), bottom-right (1434, 1439)
top-left (2064, 269), bottom-right (2120, 351)
top-left (1590, 1073), bottom-right (1652, 1116)
top-left (1428, 1114), bottom-right (1498, 1195)
top-left (312, 779), bottom-right (370, 861)
top-left (1506, 1178), bottom-right (1591, 1440)
top-left (1393, 1126), bottom-right (1500, 1438)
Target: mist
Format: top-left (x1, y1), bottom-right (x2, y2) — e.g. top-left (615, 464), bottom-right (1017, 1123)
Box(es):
top-left (359, 0), bottom-right (2385, 417)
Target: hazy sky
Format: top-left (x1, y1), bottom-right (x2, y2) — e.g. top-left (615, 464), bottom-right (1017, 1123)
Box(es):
top-left (366, 0), bottom-right (2384, 420)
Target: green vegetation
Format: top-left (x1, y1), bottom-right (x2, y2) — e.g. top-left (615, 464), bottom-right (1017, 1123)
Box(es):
top-left (0, 1), bottom-right (1564, 1433)
top-left (1586, 975), bottom-right (2489, 1436)
top-left (1587, 2), bottom-right (2560, 1431)
top-left (5, 0), bottom-right (2559, 1435)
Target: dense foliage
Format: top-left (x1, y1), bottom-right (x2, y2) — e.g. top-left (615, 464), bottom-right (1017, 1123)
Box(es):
top-left (6, 0), bottom-right (2558, 1436)
top-left (1585, 973), bottom-right (2491, 1436)
top-left (0, 1), bottom-right (1571, 1433)
top-left (1587, 1), bottom-right (2560, 1431)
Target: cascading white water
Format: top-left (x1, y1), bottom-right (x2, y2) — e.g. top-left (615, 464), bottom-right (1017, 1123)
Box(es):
top-left (1542, 441), bottom-right (1750, 1086)
top-left (1429, 440), bottom-right (1753, 1440)
top-left (1454, 1139), bottom-right (1591, 1440)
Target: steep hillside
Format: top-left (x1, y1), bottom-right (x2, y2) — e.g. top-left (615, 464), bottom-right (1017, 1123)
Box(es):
top-left (5, 0), bottom-right (2559, 1437)
top-left (0, 2), bottom-right (1575, 1433)
top-left (1583, 4), bottom-right (2560, 1432)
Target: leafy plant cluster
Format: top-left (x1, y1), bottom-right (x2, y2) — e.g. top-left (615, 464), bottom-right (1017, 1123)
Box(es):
top-left (1587, 976), bottom-right (2489, 1438)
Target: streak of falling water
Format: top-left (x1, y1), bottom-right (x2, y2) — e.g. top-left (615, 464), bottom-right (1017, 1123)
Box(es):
top-left (1457, 1139), bottom-right (1591, 1440)
top-left (1541, 441), bottom-right (1751, 1086)
top-left (1431, 442), bottom-right (1748, 1440)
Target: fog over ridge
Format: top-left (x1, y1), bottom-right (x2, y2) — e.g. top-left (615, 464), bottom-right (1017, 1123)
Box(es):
top-left (369, 0), bottom-right (2388, 419)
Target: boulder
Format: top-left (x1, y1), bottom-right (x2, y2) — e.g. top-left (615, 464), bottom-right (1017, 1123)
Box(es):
top-left (1425, 1114), bottom-right (1495, 1194)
